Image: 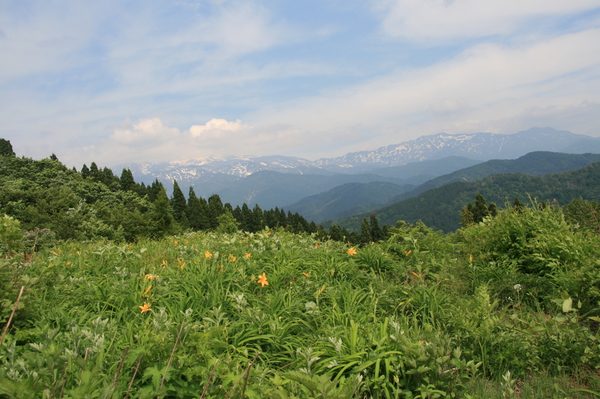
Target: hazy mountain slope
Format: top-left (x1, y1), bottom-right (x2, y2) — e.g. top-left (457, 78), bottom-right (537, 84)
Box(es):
top-left (367, 156), bottom-right (482, 181)
top-left (337, 162), bottom-right (600, 233)
top-left (214, 171), bottom-right (407, 209)
top-left (391, 152), bottom-right (600, 202)
top-left (285, 181), bottom-right (409, 223)
top-left (314, 127), bottom-right (596, 172)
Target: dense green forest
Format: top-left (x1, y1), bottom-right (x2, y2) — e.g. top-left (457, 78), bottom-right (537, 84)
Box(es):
top-left (395, 151), bottom-right (600, 201)
top-left (339, 161), bottom-right (600, 232)
top-left (0, 140), bottom-right (358, 244)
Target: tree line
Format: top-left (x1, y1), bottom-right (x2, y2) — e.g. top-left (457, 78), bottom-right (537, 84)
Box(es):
top-left (0, 139), bottom-right (389, 245)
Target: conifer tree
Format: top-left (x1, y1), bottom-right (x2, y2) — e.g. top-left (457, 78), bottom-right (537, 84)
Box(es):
top-left (90, 162), bottom-right (99, 176)
top-left (81, 164), bottom-right (91, 179)
top-left (329, 224), bottom-right (344, 241)
top-left (151, 186), bottom-right (177, 237)
top-left (240, 203), bottom-right (253, 232)
top-left (170, 180), bottom-right (188, 227)
top-left (102, 167), bottom-right (119, 188)
top-left (187, 187), bottom-right (209, 230)
top-left (207, 194), bottom-right (224, 229)
top-left (0, 138), bottom-right (15, 157)
top-left (360, 217), bottom-right (372, 244)
top-left (369, 213), bottom-right (384, 242)
top-left (472, 192), bottom-right (489, 223)
top-left (147, 179), bottom-right (165, 202)
top-left (120, 168), bottom-right (136, 192)
top-left (252, 204), bottom-right (265, 232)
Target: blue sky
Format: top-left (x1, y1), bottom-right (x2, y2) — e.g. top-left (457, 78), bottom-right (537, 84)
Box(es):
top-left (1, 0), bottom-right (600, 168)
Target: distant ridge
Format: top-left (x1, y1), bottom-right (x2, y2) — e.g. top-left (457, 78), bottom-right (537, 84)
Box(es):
top-left (335, 154), bottom-right (600, 233)
top-left (119, 127), bottom-right (600, 208)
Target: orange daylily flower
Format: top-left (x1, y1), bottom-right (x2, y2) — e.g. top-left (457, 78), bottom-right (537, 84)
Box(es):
top-left (405, 250), bottom-right (413, 255)
top-left (229, 255), bottom-right (237, 262)
top-left (257, 272), bottom-right (269, 287)
top-left (205, 251), bottom-right (213, 259)
top-left (347, 248), bottom-right (357, 255)
top-left (244, 253), bottom-right (252, 259)
top-left (66, 262), bottom-right (71, 266)
top-left (139, 303), bottom-right (152, 313)
top-left (314, 243), bottom-right (319, 248)
top-left (144, 274), bottom-right (160, 280)
top-left (143, 285), bottom-right (152, 296)
top-left (302, 272), bottom-right (310, 278)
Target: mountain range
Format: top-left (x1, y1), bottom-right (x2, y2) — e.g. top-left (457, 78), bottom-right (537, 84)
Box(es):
top-left (120, 127), bottom-right (600, 215)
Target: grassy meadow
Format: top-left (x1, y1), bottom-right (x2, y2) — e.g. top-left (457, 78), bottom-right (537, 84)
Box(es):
top-left (2, 202), bottom-right (600, 398)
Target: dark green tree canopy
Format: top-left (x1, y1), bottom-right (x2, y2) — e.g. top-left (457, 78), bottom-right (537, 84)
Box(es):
top-left (0, 139), bottom-right (15, 157)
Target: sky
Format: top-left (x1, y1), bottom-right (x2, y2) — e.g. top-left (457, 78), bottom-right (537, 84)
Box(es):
top-left (1, 0), bottom-right (600, 168)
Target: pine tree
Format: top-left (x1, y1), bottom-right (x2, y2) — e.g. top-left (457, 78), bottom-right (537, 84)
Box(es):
top-left (90, 162), bottom-right (100, 176)
top-left (207, 194), bottom-right (224, 229)
top-left (252, 204), bottom-right (265, 232)
top-left (102, 167), bottom-right (119, 188)
top-left (81, 164), bottom-right (91, 179)
top-left (460, 203), bottom-right (475, 226)
top-left (120, 168), bottom-right (136, 192)
top-left (170, 180), bottom-right (188, 227)
top-left (472, 192), bottom-right (489, 223)
top-left (329, 225), bottom-right (344, 241)
top-left (369, 213), bottom-right (384, 242)
top-left (240, 203), bottom-right (253, 232)
top-left (187, 187), bottom-right (209, 230)
top-left (151, 186), bottom-right (177, 237)
top-left (147, 179), bottom-right (165, 202)
top-left (0, 139), bottom-right (15, 157)
top-left (360, 217), bottom-right (372, 244)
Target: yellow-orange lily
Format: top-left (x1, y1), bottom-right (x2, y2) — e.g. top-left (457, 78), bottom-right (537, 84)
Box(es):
top-left (257, 272), bottom-right (269, 287)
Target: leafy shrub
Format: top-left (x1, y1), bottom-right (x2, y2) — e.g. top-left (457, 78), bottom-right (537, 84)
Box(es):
top-left (459, 201), bottom-right (600, 315)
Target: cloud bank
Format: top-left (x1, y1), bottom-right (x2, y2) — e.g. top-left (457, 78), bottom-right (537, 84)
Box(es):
top-left (0, 0), bottom-right (598, 167)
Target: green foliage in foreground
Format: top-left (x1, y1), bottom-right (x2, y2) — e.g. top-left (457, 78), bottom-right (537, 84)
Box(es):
top-left (2, 203), bottom-right (600, 398)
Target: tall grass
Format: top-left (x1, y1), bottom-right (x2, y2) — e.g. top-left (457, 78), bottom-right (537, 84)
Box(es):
top-left (1, 208), bottom-right (600, 398)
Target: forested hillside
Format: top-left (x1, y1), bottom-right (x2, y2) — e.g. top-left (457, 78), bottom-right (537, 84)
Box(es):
top-left (339, 161), bottom-right (600, 232)
top-left (394, 151), bottom-right (600, 201)
top-left (286, 181), bottom-right (409, 223)
top-left (0, 141), bottom-right (324, 243)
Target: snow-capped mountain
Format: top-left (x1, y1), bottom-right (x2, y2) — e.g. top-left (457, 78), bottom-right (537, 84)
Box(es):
top-left (313, 127), bottom-right (597, 172)
top-left (120, 127), bottom-right (600, 203)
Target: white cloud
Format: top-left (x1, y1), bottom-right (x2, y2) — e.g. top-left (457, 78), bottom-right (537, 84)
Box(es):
top-left (190, 118), bottom-right (243, 137)
top-left (247, 27), bottom-right (600, 151)
top-left (110, 118), bottom-right (181, 145)
top-left (376, 0), bottom-right (600, 40)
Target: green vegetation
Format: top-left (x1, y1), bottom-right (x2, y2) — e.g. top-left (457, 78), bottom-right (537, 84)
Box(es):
top-left (0, 150), bottom-right (330, 243)
top-left (2, 194), bottom-right (600, 397)
top-left (342, 161), bottom-right (600, 232)
top-left (400, 152), bottom-right (600, 200)
top-left (2, 140), bottom-right (600, 397)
